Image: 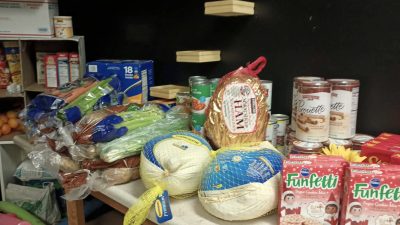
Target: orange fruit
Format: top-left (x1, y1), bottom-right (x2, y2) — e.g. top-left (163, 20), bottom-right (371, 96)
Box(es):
top-left (1, 124), bottom-right (11, 135)
top-left (17, 123), bottom-right (25, 132)
top-left (8, 118), bottom-right (19, 129)
top-left (0, 114), bottom-right (8, 123)
top-left (6, 111), bottom-right (17, 119)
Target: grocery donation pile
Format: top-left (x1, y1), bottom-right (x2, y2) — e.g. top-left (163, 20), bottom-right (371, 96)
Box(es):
top-left (16, 55), bottom-right (400, 225)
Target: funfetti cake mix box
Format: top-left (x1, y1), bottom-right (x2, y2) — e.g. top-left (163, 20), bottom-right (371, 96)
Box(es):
top-left (341, 167), bottom-right (400, 225)
top-left (86, 60), bottom-right (154, 103)
top-left (279, 156), bottom-right (347, 225)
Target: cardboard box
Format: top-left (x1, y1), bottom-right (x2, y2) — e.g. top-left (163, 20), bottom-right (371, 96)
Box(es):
top-left (56, 52), bottom-right (69, 86)
top-left (69, 53), bottom-right (79, 81)
top-left (44, 54), bottom-right (57, 88)
top-left (0, 0), bottom-right (59, 37)
top-left (36, 52), bottom-right (51, 84)
top-left (86, 60), bottom-right (154, 103)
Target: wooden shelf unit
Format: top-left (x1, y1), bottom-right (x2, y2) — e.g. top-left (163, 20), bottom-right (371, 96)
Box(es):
top-left (0, 36), bottom-right (86, 105)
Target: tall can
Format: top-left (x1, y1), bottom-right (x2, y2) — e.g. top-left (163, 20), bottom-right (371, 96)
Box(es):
top-left (328, 79), bottom-right (360, 139)
top-left (266, 117), bottom-right (278, 146)
top-left (191, 79), bottom-right (211, 135)
top-left (210, 78), bottom-right (220, 95)
top-left (296, 81), bottom-right (331, 142)
top-left (188, 76), bottom-right (207, 89)
top-left (272, 114), bottom-right (290, 151)
top-left (261, 80), bottom-right (273, 111)
top-left (291, 76), bottom-right (324, 131)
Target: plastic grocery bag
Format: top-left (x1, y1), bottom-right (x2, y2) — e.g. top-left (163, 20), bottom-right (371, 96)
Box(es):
top-left (14, 159), bottom-right (58, 181)
top-left (198, 142), bottom-right (284, 221)
top-left (6, 183), bottom-right (61, 224)
top-left (60, 170), bottom-right (108, 201)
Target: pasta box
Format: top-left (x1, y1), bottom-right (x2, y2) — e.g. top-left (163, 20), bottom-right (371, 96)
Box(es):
top-left (86, 60), bottom-right (154, 103)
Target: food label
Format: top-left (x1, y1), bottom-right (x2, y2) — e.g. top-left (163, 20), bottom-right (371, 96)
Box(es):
top-left (291, 83), bottom-right (299, 130)
top-left (45, 64), bottom-right (58, 88)
top-left (341, 169), bottom-right (400, 225)
top-left (155, 190), bottom-right (173, 223)
top-left (296, 91), bottom-right (330, 142)
top-left (191, 82), bottom-right (211, 114)
top-left (222, 83), bottom-right (257, 134)
top-left (262, 81), bottom-right (273, 111)
top-left (280, 158), bottom-right (345, 225)
top-left (330, 87), bottom-right (359, 139)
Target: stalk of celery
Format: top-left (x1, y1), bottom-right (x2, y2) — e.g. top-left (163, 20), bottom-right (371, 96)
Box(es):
top-left (98, 108), bottom-right (190, 163)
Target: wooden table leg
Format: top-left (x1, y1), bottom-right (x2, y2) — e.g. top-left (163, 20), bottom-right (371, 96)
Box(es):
top-left (67, 199), bottom-right (85, 225)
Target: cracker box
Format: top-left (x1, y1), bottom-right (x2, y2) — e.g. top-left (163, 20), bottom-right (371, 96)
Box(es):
top-left (279, 156), bottom-right (347, 225)
top-left (341, 167), bottom-right (400, 225)
top-left (86, 60), bottom-right (154, 103)
top-left (0, 0), bottom-right (58, 37)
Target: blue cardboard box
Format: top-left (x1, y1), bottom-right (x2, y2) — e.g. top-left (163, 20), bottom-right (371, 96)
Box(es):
top-left (86, 59), bottom-right (154, 103)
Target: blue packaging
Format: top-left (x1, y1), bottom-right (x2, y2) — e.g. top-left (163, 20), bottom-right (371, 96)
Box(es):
top-left (86, 60), bottom-right (154, 103)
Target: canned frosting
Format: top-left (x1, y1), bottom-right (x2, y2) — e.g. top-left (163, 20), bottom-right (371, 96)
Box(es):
top-left (296, 81), bottom-right (331, 142)
top-left (291, 76), bottom-right (324, 131)
top-left (322, 138), bottom-right (353, 149)
top-left (291, 141), bottom-right (323, 154)
top-left (272, 114), bottom-right (289, 151)
top-left (328, 79), bottom-right (360, 139)
top-left (351, 133), bottom-right (374, 151)
top-left (261, 80), bottom-right (273, 111)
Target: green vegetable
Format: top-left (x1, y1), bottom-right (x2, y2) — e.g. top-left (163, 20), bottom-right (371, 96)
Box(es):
top-left (115, 105), bottom-right (165, 132)
top-left (58, 77), bottom-right (114, 121)
top-left (99, 107), bottom-right (190, 162)
top-left (0, 201), bottom-right (46, 225)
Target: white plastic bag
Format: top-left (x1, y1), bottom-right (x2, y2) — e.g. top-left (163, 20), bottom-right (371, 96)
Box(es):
top-left (6, 183), bottom-right (61, 224)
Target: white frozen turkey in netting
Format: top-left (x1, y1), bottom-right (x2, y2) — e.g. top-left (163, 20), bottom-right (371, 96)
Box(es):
top-left (198, 142), bottom-right (284, 221)
top-left (140, 131), bottom-right (213, 197)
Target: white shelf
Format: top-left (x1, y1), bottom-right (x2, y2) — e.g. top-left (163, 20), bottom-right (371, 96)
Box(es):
top-left (0, 132), bottom-right (24, 145)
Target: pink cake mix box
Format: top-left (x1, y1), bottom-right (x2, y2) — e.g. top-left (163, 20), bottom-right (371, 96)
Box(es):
top-left (341, 167), bottom-right (400, 225)
top-left (279, 156), bottom-right (347, 225)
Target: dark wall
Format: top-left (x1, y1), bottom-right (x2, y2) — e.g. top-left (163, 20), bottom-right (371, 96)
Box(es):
top-left (59, 0), bottom-right (400, 135)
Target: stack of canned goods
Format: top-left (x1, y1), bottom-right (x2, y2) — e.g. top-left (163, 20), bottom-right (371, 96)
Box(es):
top-left (286, 76), bottom-right (368, 155)
top-left (188, 76), bottom-right (220, 135)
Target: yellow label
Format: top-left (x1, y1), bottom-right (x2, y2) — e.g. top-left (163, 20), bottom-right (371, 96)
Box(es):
top-left (154, 200), bottom-right (163, 218)
top-left (172, 135), bottom-right (203, 146)
top-left (127, 94), bottom-right (143, 103)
